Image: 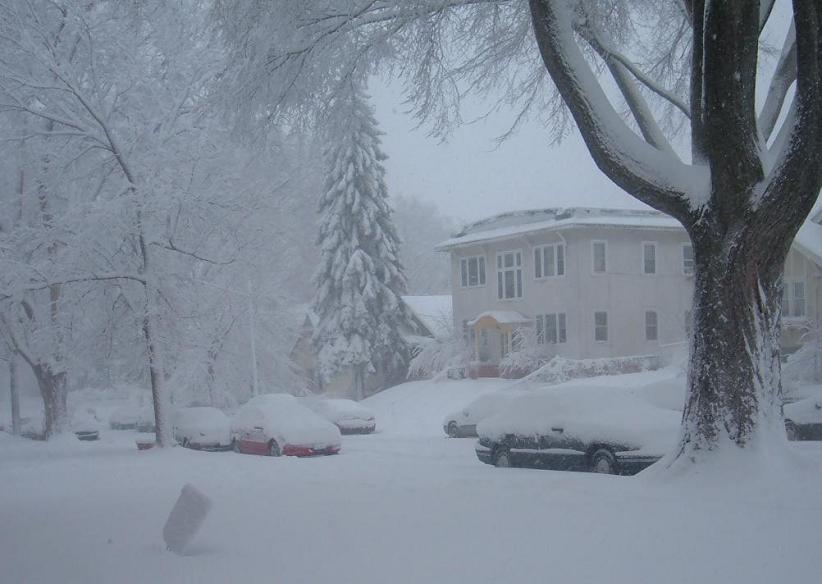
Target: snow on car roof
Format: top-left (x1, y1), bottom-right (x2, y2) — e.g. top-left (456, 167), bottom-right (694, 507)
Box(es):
top-left (478, 382), bottom-right (682, 454)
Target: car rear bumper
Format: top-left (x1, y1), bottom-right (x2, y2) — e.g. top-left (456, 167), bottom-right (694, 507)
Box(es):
top-left (475, 444), bottom-right (494, 465)
top-left (338, 423), bottom-right (376, 435)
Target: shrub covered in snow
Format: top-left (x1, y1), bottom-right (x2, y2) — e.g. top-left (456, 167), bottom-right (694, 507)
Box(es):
top-left (407, 333), bottom-right (471, 381)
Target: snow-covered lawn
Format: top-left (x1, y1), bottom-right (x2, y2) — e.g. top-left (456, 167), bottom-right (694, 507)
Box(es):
top-left (2, 377), bottom-right (822, 584)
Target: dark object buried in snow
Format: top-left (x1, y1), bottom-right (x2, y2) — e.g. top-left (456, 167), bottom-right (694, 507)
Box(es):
top-left (163, 483), bottom-right (212, 555)
top-left (475, 381), bottom-right (682, 475)
top-left (784, 396), bottom-right (822, 441)
top-left (230, 394), bottom-right (341, 457)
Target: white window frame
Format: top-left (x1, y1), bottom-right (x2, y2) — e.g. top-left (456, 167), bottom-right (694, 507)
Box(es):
top-left (592, 240), bottom-right (607, 274)
top-left (496, 249), bottom-right (524, 300)
top-left (534, 243), bottom-right (566, 279)
top-left (681, 243), bottom-right (695, 275)
top-left (535, 313), bottom-right (567, 345)
top-left (783, 279), bottom-right (807, 319)
top-left (594, 311), bottom-right (608, 342)
top-left (642, 241), bottom-right (657, 275)
top-left (645, 310), bottom-right (658, 341)
top-left (459, 255), bottom-right (486, 288)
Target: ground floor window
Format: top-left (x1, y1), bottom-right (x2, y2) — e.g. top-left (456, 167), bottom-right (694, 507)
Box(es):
top-left (783, 280), bottom-right (807, 318)
top-left (594, 311), bottom-right (608, 342)
top-left (645, 310), bottom-right (658, 341)
top-left (536, 313), bottom-right (566, 344)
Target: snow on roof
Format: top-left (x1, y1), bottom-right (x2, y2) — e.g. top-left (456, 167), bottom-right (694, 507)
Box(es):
top-left (794, 220), bottom-right (822, 267)
top-left (435, 207), bottom-right (684, 250)
top-left (467, 310), bottom-right (531, 326)
top-left (402, 295), bottom-right (453, 339)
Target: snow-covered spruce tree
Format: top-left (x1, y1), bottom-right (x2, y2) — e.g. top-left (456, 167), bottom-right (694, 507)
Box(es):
top-left (312, 80), bottom-right (414, 400)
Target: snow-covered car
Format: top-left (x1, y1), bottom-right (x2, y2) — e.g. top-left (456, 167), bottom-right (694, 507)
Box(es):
top-left (108, 405), bottom-right (140, 430)
top-left (173, 407), bottom-right (232, 450)
top-left (784, 396), bottom-right (822, 440)
top-left (299, 397), bottom-right (376, 434)
top-left (135, 405), bottom-right (156, 433)
top-left (71, 408), bottom-right (102, 441)
top-left (230, 393), bottom-right (342, 457)
top-left (475, 382), bottom-right (682, 475)
top-left (442, 390), bottom-right (530, 438)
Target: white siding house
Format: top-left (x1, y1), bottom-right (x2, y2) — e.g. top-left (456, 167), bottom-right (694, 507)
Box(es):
top-left (436, 207), bottom-right (822, 377)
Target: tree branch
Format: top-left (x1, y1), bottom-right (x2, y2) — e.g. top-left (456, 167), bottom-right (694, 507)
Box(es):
top-left (528, 0), bottom-right (704, 223)
top-left (759, 22), bottom-right (796, 143)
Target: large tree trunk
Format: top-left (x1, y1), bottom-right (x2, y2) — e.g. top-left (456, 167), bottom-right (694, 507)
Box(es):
top-left (33, 363), bottom-right (68, 438)
top-left (9, 354), bottom-right (21, 436)
top-left (675, 226), bottom-right (788, 460)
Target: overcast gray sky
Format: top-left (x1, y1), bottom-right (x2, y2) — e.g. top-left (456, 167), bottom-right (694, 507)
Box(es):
top-left (370, 78), bottom-right (642, 226)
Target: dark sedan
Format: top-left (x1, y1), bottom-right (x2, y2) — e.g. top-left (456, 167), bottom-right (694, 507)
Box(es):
top-left (474, 382), bottom-right (682, 475)
top-left (784, 396), bottom-right (822, 441)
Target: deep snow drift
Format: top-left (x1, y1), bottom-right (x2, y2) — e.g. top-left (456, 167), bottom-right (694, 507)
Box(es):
top-left (2, 376), bottom-right (822, 584)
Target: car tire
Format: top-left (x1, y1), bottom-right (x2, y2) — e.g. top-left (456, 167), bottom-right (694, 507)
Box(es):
top-left (232, 438), bottom-right (241, 453)
top-left (268, 440), bottom-right (281, 457)
top-left (446, 422), bottom-right (459, 438)
top-left (785, 420), bottom-right (798, 441)
top-left (591, 448), bottom-right (618, 475)
top-left (493, 446), bottom-right (512, 468)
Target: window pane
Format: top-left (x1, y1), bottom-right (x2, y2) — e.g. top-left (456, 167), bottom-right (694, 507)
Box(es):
top-left (682, 245), bottom-right (694, 274)
top-left (593, 243), bottom-right (606, 273)
top-left (558, 313), bottom-right (567, 343)
top-left (557, 245), bottom-right (565, 276)
top-left (468, 257), bottom-right (478, 286)
top-left (645, 311), bottom-right (658, 341)
top-left (545, 246), bottom-right (555, 277)
top-left (536, 316), bottom-right (544, 344)
top-left (534, 248), bottom-right (542, 279)
top-left (546, 314), bottom-right (557, 343)
top-left (497, 272), bottom-right (503, 299)
top-left (461, 260), bottom-right (468, 287)
top-left (479, 257), bottom-right (485, 285)
top-left (644, 244), bottom-right (656, 274)
top-left (504, 253), bottom-right (513, 268)
top-left (505, 270), bottom-right (515, 298)
top-left (794, 281), bottom-right (806, 317)
top-left (516, 269), bottom-right (522, 297)
top-left (595, 311), bottom-right (608, 341)
top-left (515, 252), bottom-right (522, 266)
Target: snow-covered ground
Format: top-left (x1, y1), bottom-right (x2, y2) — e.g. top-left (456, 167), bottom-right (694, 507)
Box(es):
top-left (2, 376), bottom-right (822, 584)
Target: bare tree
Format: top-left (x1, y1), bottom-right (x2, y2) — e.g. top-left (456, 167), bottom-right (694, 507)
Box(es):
top-left (217, 0), bottom-right (822, 466)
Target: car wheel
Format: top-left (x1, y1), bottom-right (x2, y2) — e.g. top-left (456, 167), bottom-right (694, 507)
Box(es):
top-left (268, 440), bottom-right (281, 457)
top-left (446, 422), bottom-right (459, 438)
top-left (493, 446), bottom-right (512, 468)
top-left (591, 448), bottom-right (618, 475)
top-left (232, 438), bottom-right (241, 453)
top-left (785, 420), bottom-right (798, 441)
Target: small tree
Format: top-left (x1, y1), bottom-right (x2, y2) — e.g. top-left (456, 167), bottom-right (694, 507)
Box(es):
top-left (312, 79), bottom-right (414, 400)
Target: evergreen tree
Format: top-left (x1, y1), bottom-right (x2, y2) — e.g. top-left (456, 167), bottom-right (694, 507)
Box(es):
top-left (312, 80), bottom-right (413, 400)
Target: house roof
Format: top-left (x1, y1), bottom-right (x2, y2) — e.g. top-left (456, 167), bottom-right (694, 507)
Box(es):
top-left (435, 207), bottom-right (684, 250)
top-left (402, 295), bottom-right (453, 340)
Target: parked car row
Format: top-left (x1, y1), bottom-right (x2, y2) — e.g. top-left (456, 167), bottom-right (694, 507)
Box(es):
top-left (107, 395), bottom-right (377, 457)
top-left (448, 377), bottom-right (822, 476)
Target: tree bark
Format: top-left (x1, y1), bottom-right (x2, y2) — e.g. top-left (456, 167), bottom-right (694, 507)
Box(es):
top-left (33, 363), bottom-right (68, 438)
top-left (9, 354), bottom-right (21, 436)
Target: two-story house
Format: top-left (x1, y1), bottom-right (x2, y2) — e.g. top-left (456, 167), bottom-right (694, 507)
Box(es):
top-left (436, 207), bottom-right (822, 377)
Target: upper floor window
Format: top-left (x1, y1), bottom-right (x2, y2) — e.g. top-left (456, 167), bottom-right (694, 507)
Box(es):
top-left (783, 280), bottom-right (807, 318)
top-left (460, 256), bottom-right (486, 288)
top-left (594, 311), bottom-right (608, 342)
top-left (643, 242), bottom-right (657, 274)
top-left (534, 244), bottom-right (565, 278)
top-left (682, 244), bottom-right (694, 275)
top-left (497, 250), bottom-right (523, 299)
top-left (645, 310), bottom-right (658, 341)
top-left (536, 313), bottom-right (567, 344)
top-left (592, 241), bottom-right (607, 274)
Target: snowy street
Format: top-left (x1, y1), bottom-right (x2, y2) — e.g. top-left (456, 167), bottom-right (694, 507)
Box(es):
top-left (3, 379), bottom-right (822, 584)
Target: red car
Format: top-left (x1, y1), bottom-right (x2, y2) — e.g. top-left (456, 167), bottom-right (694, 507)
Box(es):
top-left (230, 394), bottom-right (342, 457)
